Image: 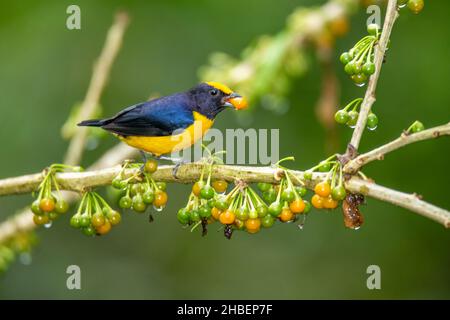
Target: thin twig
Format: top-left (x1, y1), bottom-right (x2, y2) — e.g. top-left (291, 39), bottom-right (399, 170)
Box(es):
top-left (347, 0), bottom-right (399, 153)
top-left (346, 177), bottom-right (450, 228)
top-left (344, 122), bottom-right (450, 173)
top-left (64, 12), bottom-right (129, 165)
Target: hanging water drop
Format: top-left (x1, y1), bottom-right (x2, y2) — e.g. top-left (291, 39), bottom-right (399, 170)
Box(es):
top-left (153, 205), bottom-right (164, 212)
top-left (44, 222), bottom-right (52, 229)
top-left (368, 125), bottom-right (377, 131)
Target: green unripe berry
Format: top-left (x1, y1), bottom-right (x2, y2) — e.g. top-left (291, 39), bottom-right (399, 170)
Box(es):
top-left (261, 215), bottom-right (275, 228)
top-left (156, 182), bottom-right (166, 191)
top-left (70, 215), bottom-right (81, 228)
top-left (177, 208), bottom-right (190, 225)
top-left (199, 206), bottom-right (211, 219)
top-left (190, 210), bottom-right (201, 223)
top-left (340, 52), bottom-right (351, 65)
top-left (31, 200), bottom-right (43, 215)
top-left (82, 226), bottom-right (96, 236)
top-left (236, 207), bottom-right (249, 221)
top-left (295, 186), bottom-right (307, 197)
top-left (303, 200), bottom-right (311, 214)
top-left (281, 189), bottom-right (295, 202)
top-left (79, 215), bottom-right (91, 227)
top-left (367, 113), bottom-right (378, 130)
top-left (257, 204), bottom-right (268, 218)
top-left (411, 121), bottom-right (425, 133)
top-left (262, 188), bottom-right (277, 203)
top-left (362, 62), bottom-right (375, 76)
top-left (331, 186), bottom-right (347, 201)
top-left (143, 190), bottom-right (155, 204)
top-left (55, 199), bottom-right (69, 214)
top-left (119, 196), bottom-right (132, 209)
top-left (268, 202), bottom-right (282, 217)
top-left (200, 185), bottom-right (215, 200)
top-left (132, 194), bottom-right (146, 213)
top-left (257, 182), bottom-right (271, 192)
top-left (344, 61), bottom-right (356, 75)
top-left (319, 161), bottom-right (331, 172)
top-left (351, 73), bottom-right (367, 86)
top-left (335, 110), bottom-right (349, 124)
top-left (347, 110), bottom-right (359, 127)
top-left (112, 178), bottom-right (125, 189)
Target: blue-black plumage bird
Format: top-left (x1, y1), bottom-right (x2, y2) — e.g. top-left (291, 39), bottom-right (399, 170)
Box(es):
top-left (78, 82), bottom-right (247, 157)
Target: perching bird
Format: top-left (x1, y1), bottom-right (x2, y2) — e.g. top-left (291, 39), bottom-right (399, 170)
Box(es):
top-left (78, 82), bottom-right (247, 160)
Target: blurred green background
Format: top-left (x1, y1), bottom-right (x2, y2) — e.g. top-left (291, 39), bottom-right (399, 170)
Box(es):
top-left (0, 0), bottom-right (449, 299)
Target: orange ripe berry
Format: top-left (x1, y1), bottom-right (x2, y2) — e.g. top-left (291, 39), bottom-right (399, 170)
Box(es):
top-left (279, 208), bottom-right (294, 222)
top-left (314, 181), bottom-right (331, 197)
top-left (289, 199), bottom-right (306, 214)
top-left (192, 181), bottom-right (204, 197)
top-left (245, 218), bottom-right (261, 233)
top-left (229, 96), bottom-right (248, 110)
top-left (219, 209), bottom-right (236, 225)
top-left (211, 207), bottom-right (222, 220)
top-left (96, 220), bottom-right (112, 235)
top-left (323, 196), bottom-right (339, 209)
top-left (153, 191), bottom-right (168, 207)
top-left (39, 198), bottom-right (55, 213)
top-left (212, 180), bottom-right (228, 193)
top-left (311, 194), bottom-right (324, 209)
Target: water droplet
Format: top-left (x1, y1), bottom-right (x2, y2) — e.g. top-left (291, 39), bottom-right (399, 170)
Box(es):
top-left (44, 222), bottom-right (52, 229)
top-left (349, 124), bottom-right (357, 129)
top-left (19, 252), bottom-right (32, 265)
top-left (153, 205), bottom-right (164, 212)
top-left (368, 125), bottom-right (377, 131)
top-left (352, 226), bottom-right (361, 230)
top-left (398, 4), bottom-right (407, 8)
top-left (355, 82), bottom-right (366, 87)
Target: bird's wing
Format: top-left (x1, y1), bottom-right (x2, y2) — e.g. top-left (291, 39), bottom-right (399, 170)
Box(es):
top-left (102, 94), bottom-right (194, 137)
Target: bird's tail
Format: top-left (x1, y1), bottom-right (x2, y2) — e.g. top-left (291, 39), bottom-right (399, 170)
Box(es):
top-left (77, 119), bottom-right (109, 127)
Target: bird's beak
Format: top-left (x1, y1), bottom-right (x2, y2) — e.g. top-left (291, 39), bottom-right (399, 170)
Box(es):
top-left (223, 92), bottom-right (248, 110)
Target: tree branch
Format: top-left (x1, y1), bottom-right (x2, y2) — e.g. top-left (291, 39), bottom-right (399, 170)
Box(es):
top-left (0, 164), bottom-right (327, 196)
top-left (64, 12), bottom-right (129, 165)
top-left (347, 0), bottom-right (399, 152)
top-left (0, 160), bottom-right (448, 228)
top-left (345, 178), bottom-right (450, 228)
top-left (344, 122), bottom-right (450, 173)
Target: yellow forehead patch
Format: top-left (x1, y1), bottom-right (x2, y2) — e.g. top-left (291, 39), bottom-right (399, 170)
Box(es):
top-left (206, 81), bottom-right (233, 95)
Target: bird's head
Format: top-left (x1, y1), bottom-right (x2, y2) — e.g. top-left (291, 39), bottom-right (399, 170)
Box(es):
top-left (189, 82), bottom-right (247, 119)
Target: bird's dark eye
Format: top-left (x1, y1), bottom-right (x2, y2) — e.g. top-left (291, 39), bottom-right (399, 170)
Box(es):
top-left (209, 89), bottom-right (218, 96)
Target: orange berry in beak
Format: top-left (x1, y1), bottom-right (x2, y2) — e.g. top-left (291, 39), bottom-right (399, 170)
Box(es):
top-left (229, 96), bottom-right (248, 110)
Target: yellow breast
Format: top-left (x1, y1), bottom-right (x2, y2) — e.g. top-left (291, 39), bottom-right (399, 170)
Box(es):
top-left (119, 112), bottom-right (214, 156)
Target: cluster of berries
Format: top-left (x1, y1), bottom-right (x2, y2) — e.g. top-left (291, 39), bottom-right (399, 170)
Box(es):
top-left (340, 23), bottom-right (380, 87)
top-left (334, 98), bottom-right (378, 131)
top-left (70, 191), bottom-right (122, 236)
top-left (398, 0), bottom-right (424, 14)
top-left (303, 155), bottom-right (366, 229)
top-left (177, 160), bottom-right (312, 239)
top-left (30, 164), bottom-right (79, 226)
top-left (114, 160), bottom-right (168, 216)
